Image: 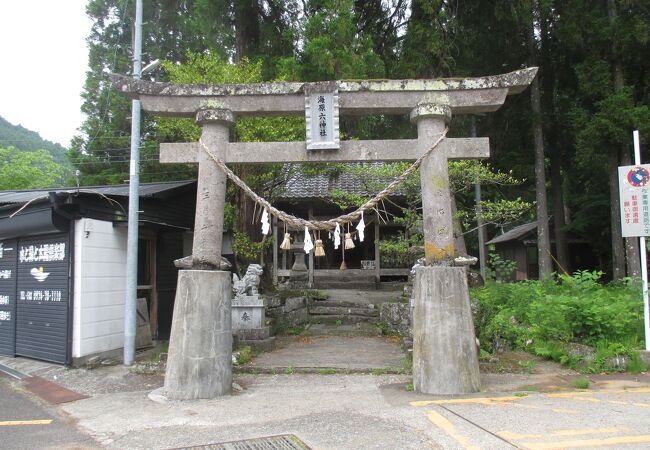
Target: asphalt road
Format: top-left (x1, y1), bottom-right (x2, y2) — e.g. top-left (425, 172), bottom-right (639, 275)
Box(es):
top-left (59, 373), bottom-right (650, 450)
top-left (0, 373), bottom-right (99, 450)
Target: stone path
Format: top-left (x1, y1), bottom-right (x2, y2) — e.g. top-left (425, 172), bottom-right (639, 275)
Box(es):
top-left (248, 324), bottom-right (407, 371)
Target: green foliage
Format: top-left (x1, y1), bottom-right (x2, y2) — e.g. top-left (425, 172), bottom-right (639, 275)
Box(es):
top-left (473, 271), bottom-right (645, 372)
top-left (234, 345), bottom-right (252, 365)
top-left (300, 0), bottom-right (384, 81)
top-left (0, 147), bottom-right (67, 190)
top-left (376, 321), bottom-right (399, 337)
top-left (627, 352), bottom-right (648, 374)
top-left (0, 116), bottom-right (68, 164)
top-left (486, 253), bottom-right (517, 283)
top-left (233, 232), bottom-right (272, 264)
top-left (378, 234), bottom-right (423, 269)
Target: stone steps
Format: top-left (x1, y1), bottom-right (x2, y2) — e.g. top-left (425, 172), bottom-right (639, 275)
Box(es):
top-left (310, 314), bottom-right (378, 324)
top-left (313, 281), bottom-right (377, 290)
top-left (308, 305), bottom-right (378, 317)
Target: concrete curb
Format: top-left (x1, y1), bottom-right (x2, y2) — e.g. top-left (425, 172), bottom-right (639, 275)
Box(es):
top-left (0, 362), bottom-right (27, 380)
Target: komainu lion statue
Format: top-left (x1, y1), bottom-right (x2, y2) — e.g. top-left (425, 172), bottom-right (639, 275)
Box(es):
top-left (232, 264), bottom-right (263, 297)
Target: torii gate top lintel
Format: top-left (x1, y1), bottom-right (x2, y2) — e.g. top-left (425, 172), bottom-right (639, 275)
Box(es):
top-left (112, 67), bottom-right (537, 117)
top-left (113, 67), bottom-right (537, 267)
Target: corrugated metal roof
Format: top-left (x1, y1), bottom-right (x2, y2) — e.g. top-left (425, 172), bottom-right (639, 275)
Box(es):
top-left (278, 163), bottom-right (403, 199)
top-left (486, 221), bottom-right (538, 245)
top-left (0, 180), bottom-right (195, 206)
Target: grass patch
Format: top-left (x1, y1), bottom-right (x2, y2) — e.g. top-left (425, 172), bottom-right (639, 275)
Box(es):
top-left (370, 368), bottom-right (387, 375)
top-left (519, 385), bottom-right (540, 392)
top-left (405, 383), bottom-right (414, 392)
top-left (317, 368), bottom-right (337, 375)
top-left (272, 319), bottom-right (306, 336)
top-left (570, 377), bottom-right (590, 389)
top-left (376, 321), bottom-right (399, 336)
top-left (514, 392), bottom-right (529, 397)
top-left (627, 351), bottom-right (648, 374)
top-left (401, 354), bottom-right (413, 373)
top-left (234, 346), bottom-right (252, 365)
top-left (518, 360), bottom-right (536, 374)
top-left (285, 366), bottom-right (294, 374)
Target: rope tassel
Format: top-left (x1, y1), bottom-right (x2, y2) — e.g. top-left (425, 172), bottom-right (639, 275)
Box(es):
top-left (315, 239), bottom-right (325, 257)
top-left (314, 231), bottom-right (325, 257)
top-left (280, 233), bottom-right (291, 250)
top-left (344, 232), bottom-right (355, 250)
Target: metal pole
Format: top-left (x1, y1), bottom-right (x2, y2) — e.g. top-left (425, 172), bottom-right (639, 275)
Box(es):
top-left (472, 117), bottom-right (487, 280)
top-left (633, 130), bottom-right (650, 351)
top-left (124, 0), bottom-right (143, 366)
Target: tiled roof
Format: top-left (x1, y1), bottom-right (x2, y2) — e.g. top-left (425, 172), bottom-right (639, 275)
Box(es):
top-left (486, 221), bottom-right (538, 245)
top-left (278, 163), bottom-right (403, 199)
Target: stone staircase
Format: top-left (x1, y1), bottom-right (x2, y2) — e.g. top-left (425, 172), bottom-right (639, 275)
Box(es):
top-left (306, 289), bottom-right (401, 325)
top-left (308, 298), bottom-right (379, 324)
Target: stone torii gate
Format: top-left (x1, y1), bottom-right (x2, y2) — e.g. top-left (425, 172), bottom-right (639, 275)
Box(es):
top-left (114, 68), bottom-right (536, 399)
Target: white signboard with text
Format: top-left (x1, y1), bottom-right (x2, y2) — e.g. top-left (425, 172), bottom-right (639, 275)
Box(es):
top-left (619, 164), bottom-right (650, 237)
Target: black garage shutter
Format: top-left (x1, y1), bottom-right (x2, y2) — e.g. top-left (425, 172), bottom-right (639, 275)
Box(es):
top-left (0, 239), bottom-right (17, 356)
top-left (15, 234), bottom-right (70, 364)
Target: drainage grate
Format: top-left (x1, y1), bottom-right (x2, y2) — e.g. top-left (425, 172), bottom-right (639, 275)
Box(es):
top-left (176, 434), bottom-right (311, 450)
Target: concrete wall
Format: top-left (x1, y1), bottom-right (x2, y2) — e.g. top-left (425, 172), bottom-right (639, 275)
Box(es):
top-left (72, 219), bottom-right (127, 359)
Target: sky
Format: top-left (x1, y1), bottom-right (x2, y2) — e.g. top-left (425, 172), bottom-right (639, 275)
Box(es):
top-left (0, 1), bottom-right (92, 147)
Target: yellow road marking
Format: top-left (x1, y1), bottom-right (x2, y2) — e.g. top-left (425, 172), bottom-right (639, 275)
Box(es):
top-left (608, 400), bottom-right (628, 405)
top-left (552, 427), bottom-right (630, 437)
top-left (498, 431), bottom-right (543, 440)
top-left (0, 419), bottom-right (53, 426)
top-left (551, 408), bottom-right (579, 414)
top-left (571, 397), bottom-right (601, 403)
top-left (426, 410), bottom-right (480, 450)
top-left (632, 402), bottom-right (650, 408)
top-left (499, 427), bottom-right (630, 441)
top-left (521, 434), bottom-right (650, 449)
top-left (411, 396), bottom-right (521, 407)
top-left (547, 392), bottom-right (594, 399)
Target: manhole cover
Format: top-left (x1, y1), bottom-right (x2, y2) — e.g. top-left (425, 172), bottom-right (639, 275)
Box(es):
top-left (176, 434), bottom-right (311, 450)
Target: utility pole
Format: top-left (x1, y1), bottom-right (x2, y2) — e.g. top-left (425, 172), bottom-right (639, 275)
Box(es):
top-left (124, 0), bottom-right (143, 366)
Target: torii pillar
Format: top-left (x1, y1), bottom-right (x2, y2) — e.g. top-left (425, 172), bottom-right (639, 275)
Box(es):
top-left (164, 109), bottom-right (234, 400)
top-left (411, 103), bottom-right (480, 394)
top-left (113, 67), bottom-right (536, 398)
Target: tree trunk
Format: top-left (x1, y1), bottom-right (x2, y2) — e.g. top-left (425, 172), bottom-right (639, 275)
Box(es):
top-left (550, 144), bottom-right (570, 274)
top-left (609, 149), bottom-right (627, 279)
top-left (538, 4), bottom-right (570, 274)
top-left (608, 0), bottom-right (640, 277)
top-left (527, 3), bottom-right (553, 278)
top-left (620, 149), bottom-right (641, 276)
top-left (233, 0), bottom-right (260, 62)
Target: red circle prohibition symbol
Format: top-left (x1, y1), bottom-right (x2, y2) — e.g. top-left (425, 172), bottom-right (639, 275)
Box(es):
top-left (627, 167), bottom-right (650, 187)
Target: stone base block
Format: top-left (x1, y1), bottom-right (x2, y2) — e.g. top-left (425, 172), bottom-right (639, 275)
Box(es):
top-left (639, 350), bottom-right (650, 367)
top-left (164, 270), bottom-right (232, 400)
top-left (239, 337), bottom-right (277, 353)
top-left (413, 266), bottom-right (480, 395)
top-left (235, 326), bottom-right (271, 341)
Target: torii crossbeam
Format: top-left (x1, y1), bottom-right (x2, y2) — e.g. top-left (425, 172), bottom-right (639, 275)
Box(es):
top-left (114, 68), bottom-right (537, 399)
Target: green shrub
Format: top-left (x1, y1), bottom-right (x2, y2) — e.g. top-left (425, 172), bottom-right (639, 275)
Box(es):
top-left (472, 270), bottom-right (645, 372)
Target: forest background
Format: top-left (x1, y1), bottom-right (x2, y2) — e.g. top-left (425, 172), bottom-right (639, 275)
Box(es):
top-left (2, 0), bottom-right (650, 281)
